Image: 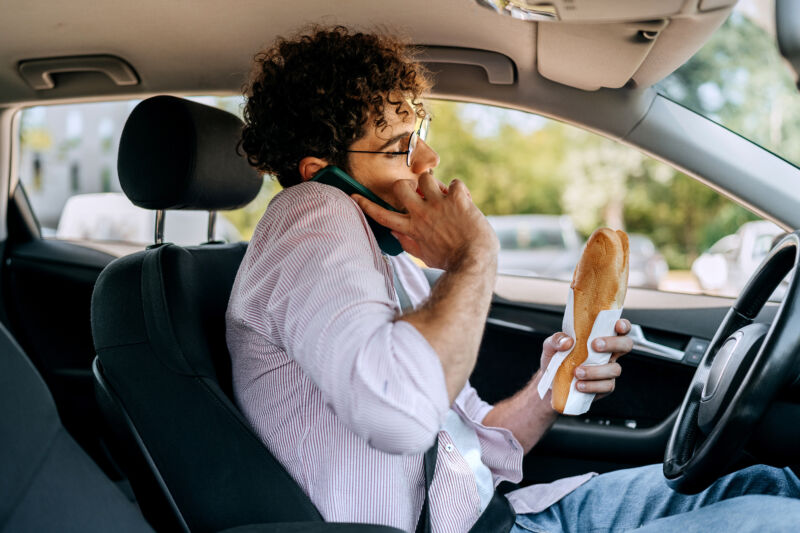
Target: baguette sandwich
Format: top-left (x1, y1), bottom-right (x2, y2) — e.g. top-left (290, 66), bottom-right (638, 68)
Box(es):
top-left (551, 228), bottom-right (630, 414)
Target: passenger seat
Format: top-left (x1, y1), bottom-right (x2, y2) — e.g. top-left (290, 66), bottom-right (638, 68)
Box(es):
top-left (91, 96), bottom-right (402, 533)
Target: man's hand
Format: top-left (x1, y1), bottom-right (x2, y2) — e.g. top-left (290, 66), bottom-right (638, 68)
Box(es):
top-left (482, 319), bottom-right (633, 454)
top-left (541, 318), bottom-right (633, 401)
top-left (352, 173), bottom-right (499, 403)
top-left (352, 172), bottom-right (498, 272)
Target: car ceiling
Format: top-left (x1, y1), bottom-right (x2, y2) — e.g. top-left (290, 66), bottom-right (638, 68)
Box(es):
top-left (2, 0), bottom-right (535, 104)
top-left (2, 0), bottom-right (733, 106)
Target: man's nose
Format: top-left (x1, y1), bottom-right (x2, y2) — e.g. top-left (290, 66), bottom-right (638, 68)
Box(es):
top-left (411, 139), bottom-right (439, 175)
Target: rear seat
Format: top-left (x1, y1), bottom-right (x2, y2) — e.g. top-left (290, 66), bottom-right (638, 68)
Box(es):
top-left (0, 321), bottom-right (152, 532)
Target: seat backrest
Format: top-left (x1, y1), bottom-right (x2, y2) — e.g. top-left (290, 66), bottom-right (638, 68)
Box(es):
top-left (0, 318), bottom-right (152, 533)
top-left (92, 243), bottom-right (321, 533)
top-left (91, 96), bottom-right (321, 533)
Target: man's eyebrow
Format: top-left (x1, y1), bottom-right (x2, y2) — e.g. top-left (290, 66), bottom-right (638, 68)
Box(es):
top-left (376, 130), bottom-right (411, 151)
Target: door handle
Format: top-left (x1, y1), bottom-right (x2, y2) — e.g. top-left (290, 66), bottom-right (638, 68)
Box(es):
top-left (628, 324), bottom-right (685, 361)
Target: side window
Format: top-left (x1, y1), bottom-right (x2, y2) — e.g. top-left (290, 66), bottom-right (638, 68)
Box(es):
top-left (426, 100), bottom-right (774, 299)
top-left (16, 97), bottom-right (276, 256)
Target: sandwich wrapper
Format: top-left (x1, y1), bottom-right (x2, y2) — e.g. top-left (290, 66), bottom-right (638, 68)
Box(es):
top-left (537, 287), bottom-right (623, 415)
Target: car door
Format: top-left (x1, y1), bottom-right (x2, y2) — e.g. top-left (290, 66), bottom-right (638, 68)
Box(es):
top-left (425, 98), bottom-right (784, 486)
top-left (473, 277), bottom-right (780, 484)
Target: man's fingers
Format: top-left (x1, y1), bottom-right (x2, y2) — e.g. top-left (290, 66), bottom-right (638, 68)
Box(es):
top-left (592, 335), bottom-right (633, 354)
top-left (575, 362), bottom-right (621, 381)
top-left (615, 319), bottom-right (631, 335)
top-left (390, 179), bottom-right (424, 208)
top-left (446, 178), bottom-right (474, 202)
top-left (418, 172), bottom-right (444, 200)
top-left (390, 231), bottom-right (421, 257)
top-left (576, 379), bottom-right (616, 394)
top-left (544, 332), bottom-right (573, 356)
top-left (609, 352), bottom-right (626, 364)
top-left (352, 194), bottom-right (411, 233)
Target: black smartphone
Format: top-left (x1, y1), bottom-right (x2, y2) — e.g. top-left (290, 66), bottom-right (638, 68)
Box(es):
top-left (310, 166), bottom-right (403, 255)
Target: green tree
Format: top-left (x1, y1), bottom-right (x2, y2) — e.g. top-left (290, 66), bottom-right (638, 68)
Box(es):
top-left (661, 12), bottom-right (800, 162)
top-left (428, 102), bottom-right (564, 216)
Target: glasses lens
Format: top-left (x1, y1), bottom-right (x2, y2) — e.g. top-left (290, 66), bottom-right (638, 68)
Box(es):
top-left (407, 131), bottom-right (417, 167)
top-left (419, 116), bottom-right (430, 142)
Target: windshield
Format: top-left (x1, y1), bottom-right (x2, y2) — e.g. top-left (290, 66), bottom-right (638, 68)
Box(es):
top-left (658, 0), bottom-right (800, 167)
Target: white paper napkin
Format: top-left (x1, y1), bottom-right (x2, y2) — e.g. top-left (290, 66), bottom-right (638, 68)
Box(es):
top-left (537, 288), bottom-right (623, 415)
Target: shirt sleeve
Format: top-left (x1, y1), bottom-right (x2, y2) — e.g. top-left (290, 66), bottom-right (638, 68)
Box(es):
top-left (252, 183), bottom-right (450, 455)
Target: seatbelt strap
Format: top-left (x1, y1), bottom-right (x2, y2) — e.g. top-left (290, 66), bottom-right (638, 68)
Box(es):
top-left (395, 257), bottom-right (514, 532)
top-left (387, 256), bottom-right (437, 533)
top-left (388, 256), bottom-right (414, 313)
top-left (415, 436), bottom-right (439, 533)
top-left (467, 491), bottom-right (516, 533)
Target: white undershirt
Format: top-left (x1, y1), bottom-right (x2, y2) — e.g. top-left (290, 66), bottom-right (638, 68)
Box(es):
top-left (443, 409), bottom-right (495, 512)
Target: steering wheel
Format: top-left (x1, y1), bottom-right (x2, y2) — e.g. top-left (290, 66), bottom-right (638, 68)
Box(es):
top-left (663, 231), bottom-right (800, 494)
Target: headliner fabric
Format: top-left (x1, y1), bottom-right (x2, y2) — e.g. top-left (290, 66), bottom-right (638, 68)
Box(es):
top-left (117, 95), bottom-right (262, 211)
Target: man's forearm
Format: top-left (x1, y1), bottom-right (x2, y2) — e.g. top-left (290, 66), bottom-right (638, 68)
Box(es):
top-left (400, 252), bottom-right (496, 404)
top-left (482, 369), bottom-right (558, 454)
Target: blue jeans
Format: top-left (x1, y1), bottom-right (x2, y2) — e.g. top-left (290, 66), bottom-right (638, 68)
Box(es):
top-left (513, 463), bottom-right (800, 533)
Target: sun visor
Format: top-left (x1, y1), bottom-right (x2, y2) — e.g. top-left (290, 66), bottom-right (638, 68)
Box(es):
top-left (526, 0), bottom-right (735, 91)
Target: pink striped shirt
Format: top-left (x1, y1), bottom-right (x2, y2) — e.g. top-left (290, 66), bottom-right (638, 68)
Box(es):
top-left (226, 181), bottom-right (594, 532)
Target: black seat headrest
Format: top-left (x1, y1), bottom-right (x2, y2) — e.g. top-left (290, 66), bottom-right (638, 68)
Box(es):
top-left (118, 95), bottom-right (262, 211)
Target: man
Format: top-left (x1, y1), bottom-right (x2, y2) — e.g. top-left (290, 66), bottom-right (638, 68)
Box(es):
top-left (227, 26), bottom-right (800, 532)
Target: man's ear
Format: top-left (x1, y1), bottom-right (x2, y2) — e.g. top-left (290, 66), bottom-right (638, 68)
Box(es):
top-left (298, 157), bottom-right (329, 182)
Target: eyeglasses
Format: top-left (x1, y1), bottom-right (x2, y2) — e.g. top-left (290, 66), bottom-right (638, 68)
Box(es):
top-left (346, 115), bottom-right (430, 167)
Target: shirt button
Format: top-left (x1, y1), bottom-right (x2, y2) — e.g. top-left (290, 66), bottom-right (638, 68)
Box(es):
top-left (445, 444), bottom-right (454, 452)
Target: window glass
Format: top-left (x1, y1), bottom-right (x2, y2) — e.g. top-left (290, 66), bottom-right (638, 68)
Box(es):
top-left (658, 1), bottom-right (800, 169)
top-left (18, 96), bottom-right (781, 300)
top-left (426, 100), bottom-right (772, 298)
top-left (16, 96), bottom-right (275, 256)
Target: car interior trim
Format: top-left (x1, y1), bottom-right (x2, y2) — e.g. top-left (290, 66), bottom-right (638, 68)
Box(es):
top-left (0, 107), bottom-right (14, 241)
top-left (420, 46), bottom-right (516, 85)
top-left (485, 317), bottom-right (536, 333)
top-left (18, 55), bottom-right (140, 91)
top-left (628, 324), bottom-right (686, 362)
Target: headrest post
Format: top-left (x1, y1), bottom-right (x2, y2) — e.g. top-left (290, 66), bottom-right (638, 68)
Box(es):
top-left (207, 211), bottom-right (217, 243)
top-left (154, 210), bottom-right (165, 245)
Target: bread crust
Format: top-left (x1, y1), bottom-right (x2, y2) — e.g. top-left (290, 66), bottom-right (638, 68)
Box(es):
top-left (552, 228), bottom-right (629, 414)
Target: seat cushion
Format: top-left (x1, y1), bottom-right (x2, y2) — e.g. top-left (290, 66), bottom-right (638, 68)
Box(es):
top-left (0, 320), bottom-right (151, 532)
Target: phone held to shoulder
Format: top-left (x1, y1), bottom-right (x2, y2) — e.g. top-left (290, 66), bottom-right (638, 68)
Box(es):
top-left (310, 166), bottom-right (403, 256)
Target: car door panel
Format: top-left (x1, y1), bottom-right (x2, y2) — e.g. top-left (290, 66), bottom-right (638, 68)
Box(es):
top-left (4, 237), bottom-right (118, 476)
top-left (471, 274), bottom-right (780, 485)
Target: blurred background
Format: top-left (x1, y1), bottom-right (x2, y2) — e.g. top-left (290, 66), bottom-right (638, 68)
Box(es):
top-left (15, 0), bottom-right (797, 300)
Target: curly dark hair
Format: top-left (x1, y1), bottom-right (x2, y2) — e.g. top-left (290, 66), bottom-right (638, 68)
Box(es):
top-left (240, 26), bottom-right (431, 188)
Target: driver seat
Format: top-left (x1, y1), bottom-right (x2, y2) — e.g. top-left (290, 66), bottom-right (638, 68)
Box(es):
top-left (91, 96), bottom-right (403, 533)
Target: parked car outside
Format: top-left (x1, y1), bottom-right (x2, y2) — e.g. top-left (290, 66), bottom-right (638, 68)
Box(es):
top-left (488, 216), bottom-right (668, 290)
top-left (488, 214), bottom-right (582, 280)
top-left (56, 192), bottom-right (242, 252)
top-left (628, 233), bottom-right (669, 290)
top-left (691, 220), bottom-right (785, 297)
